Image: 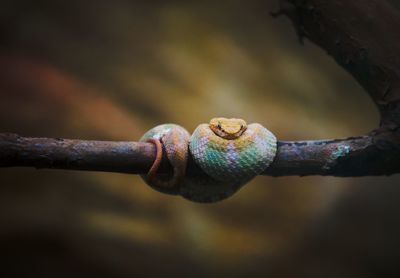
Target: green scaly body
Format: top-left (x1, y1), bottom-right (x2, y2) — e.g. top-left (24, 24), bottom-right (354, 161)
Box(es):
top-left (140, 118), bottom-right (277, 203)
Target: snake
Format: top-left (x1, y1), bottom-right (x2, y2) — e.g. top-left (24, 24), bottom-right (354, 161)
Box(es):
top-left (140, 118), bottom-right (277, 203)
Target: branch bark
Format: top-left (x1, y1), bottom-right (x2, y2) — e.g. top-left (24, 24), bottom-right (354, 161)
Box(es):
top-left (273, 0), bottom-right (400, 127)
top-left (1, 132), bottom-right (399, 177)
top-left (1, 0), bottom-right (400, 177)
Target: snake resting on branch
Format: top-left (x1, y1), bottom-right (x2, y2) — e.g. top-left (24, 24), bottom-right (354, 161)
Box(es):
top-left (140, 118), bottom-right (277, 203)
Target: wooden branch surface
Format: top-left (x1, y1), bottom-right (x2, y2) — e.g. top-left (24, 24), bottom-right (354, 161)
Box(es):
top-left (274, 0), bottom-right (400, 127)
top-left (1, 133), bottom-right (399, 177)
top-left (1, 1), bottom-right (400, 177)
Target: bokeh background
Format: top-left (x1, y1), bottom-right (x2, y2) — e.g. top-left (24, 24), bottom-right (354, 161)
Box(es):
top-left (1, 1), bottom-right (400, 277)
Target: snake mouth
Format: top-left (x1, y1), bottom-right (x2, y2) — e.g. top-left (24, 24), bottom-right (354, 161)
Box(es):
top-left (209, 117), bottom-right (247, 139)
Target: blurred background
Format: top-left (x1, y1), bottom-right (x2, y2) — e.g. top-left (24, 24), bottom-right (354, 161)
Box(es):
top-left (1, 1), bottom-right (400, 277)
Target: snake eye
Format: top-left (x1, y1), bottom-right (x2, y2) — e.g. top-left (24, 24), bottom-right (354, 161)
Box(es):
top-left (217, 123), bottom-right (222, 129)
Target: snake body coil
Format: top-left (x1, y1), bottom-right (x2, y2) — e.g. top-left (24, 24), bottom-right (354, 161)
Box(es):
top-left (140, 118), bottom-right (277, 203)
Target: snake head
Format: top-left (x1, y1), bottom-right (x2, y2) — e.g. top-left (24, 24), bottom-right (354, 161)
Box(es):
top-left (209, 117), bottom-right (247, 139)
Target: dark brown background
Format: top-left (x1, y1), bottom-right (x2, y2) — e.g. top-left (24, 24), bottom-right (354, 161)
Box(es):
top-left (1, 1), bottom-right (399, 277)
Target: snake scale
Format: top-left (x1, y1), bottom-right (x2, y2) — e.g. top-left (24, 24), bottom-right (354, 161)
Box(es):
top-left (140, 118), bottom-right (277, 203)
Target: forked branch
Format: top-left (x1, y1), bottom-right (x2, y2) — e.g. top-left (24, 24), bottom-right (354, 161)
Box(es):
top-left (1, 0), bottom-right (400, 177)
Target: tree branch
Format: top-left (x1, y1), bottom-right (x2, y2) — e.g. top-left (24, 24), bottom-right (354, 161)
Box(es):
top-left (1, 132), bottom-right (399, 177)
top-left (1, 1), bottom-right (400, 178)
top-left (273, 0), bottom-right (400, 128)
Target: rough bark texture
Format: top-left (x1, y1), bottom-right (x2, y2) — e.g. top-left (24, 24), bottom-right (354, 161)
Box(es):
top-left (1, 0), bottom-right (400, 177)
top-left (273, 0), bottom-right (400, 127)
top-left (1, 133), bottom-right (399, 177)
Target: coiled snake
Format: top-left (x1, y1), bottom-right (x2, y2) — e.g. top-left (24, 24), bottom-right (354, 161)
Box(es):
top-left (140, 118), bottom-right (277, 203)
